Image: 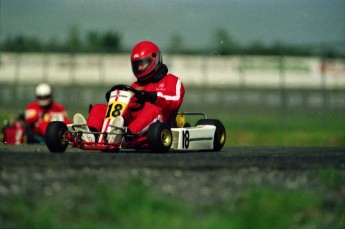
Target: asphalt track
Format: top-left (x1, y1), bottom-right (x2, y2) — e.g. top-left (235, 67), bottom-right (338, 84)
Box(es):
top-left (1, 145), bottom-right (344, 170)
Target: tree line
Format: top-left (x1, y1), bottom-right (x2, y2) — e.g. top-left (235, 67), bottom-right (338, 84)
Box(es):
top-left (0, 27), bottom-right (343, 58)
top-left (1, 26), bottom-right (121, 53)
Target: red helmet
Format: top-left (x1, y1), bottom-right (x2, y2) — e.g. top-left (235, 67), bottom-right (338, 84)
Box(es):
top-left (131, 41), bottom-right (163, 82)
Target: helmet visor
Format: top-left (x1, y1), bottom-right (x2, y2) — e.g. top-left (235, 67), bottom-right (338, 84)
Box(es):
top-left (131, 58), bottom-right (152, 76)
top-left (37, 95), bottom-right (51, 100)
top-left (38, 99), bottom-right (52, 107)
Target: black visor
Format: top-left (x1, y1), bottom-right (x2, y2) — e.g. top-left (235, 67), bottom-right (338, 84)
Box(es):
top-left (131, 58), bottom-right (152, 75)
top-left (37, 95), bottom-right (51, 100)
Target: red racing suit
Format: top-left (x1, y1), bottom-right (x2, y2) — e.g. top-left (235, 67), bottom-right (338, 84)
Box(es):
top-left (87, 73), bottom-right (185, 135)
top-left (25, 101), bottom-right (72, 137)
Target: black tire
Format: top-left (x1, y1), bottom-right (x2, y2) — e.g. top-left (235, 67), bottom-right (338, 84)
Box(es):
top-left (196, 119), bottom-right (226, 151)
top-left (45, 121), bottom-right (69, 153)
top-left (147, 122), bottom-right (172, 153)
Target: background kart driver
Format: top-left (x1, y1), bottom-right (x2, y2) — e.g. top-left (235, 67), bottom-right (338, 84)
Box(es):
top-left (74, 40), bottom-right (185, 143)
top-left (25, 83), bottom-right (72, 143)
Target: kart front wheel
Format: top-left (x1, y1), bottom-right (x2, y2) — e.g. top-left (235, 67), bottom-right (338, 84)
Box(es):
top-left (147, 122), bottom-right (172, 153)
top-left (196, 119), bottom-right (226, 151)
top-left (45, 121), bottom-right (69, 153)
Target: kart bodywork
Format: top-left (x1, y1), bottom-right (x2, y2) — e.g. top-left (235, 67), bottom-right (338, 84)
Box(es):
top-left (45, 85), bottom-right (226, 153)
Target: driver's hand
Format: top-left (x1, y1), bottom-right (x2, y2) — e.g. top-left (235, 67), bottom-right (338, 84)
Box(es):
top-left (129, 97), bottom-right (142, 109)
top-left (136, 90), bottom-right (157, 104)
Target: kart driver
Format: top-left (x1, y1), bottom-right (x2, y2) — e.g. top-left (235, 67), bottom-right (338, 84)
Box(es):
top-left (25, 83), bottom-right (72, 143)
top-left (74, 40), bottom-right (185, 143)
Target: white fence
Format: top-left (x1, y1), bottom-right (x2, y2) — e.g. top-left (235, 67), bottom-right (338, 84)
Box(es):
top-left (1, 53), bottom-right (345, 89)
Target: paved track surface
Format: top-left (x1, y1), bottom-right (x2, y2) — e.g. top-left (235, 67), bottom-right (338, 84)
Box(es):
top-left (1, 145), bottom-right (344, 169)
top-left (1, 145), bottom-right (345, 208)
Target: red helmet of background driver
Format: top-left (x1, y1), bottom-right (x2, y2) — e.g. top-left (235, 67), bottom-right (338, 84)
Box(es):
top-left (130, 41), bottom-right (163, 82)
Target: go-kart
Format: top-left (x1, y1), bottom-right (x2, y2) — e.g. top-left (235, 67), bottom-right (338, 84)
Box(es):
top-left (45, 85), bottom-right (226, 153)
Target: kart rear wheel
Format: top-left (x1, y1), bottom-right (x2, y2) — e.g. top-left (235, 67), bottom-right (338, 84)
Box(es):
top-left (45, 121), bottom-right (69, 153)
top-left (147, 122), bottom-right (172, 153)
top-left (196, 119), bottom-right (226, 151)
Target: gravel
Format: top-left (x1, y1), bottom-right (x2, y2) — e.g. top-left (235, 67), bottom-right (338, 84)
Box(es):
top-left (1, 145), bottom-right (345, 208)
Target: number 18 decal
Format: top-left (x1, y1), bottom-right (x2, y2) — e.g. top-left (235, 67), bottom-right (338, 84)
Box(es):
top-left (105, 102), bottom-right (124, 118)
top-left (182, 130), bottom-right (190, 149)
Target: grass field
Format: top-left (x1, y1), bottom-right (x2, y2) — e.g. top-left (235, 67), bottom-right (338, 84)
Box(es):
top-left (1, 171), bottom-right (344, 229)
top-left (223, 111), bottom-right (345, 146)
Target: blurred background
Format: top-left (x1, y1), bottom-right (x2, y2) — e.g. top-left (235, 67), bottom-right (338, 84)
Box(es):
top-left (1, 0), bottom-right (344, 146)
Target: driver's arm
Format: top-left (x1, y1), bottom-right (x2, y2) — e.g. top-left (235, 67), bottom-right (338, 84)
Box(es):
top-left (154, 77), bottom-right (184, 111)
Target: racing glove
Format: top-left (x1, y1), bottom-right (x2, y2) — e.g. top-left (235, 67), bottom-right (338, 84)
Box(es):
top-left (136, 90), bottom-right (157, 104)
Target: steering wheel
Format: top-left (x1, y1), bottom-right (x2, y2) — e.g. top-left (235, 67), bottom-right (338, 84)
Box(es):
top-left (109, 85), bottom-right (144, 111)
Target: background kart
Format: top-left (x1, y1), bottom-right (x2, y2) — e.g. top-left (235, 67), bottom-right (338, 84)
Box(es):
top-left (45, 85), bottom-right (226, 153)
